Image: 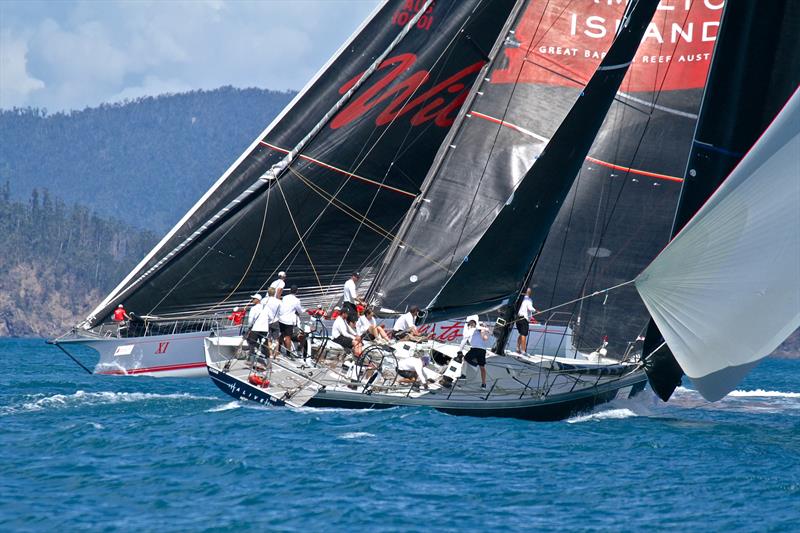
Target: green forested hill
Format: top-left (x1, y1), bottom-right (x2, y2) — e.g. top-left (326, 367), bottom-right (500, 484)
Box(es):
top-left (0, 87), bottom-right (295, 233)
top-left (0, 187), bottom-right (157, 337)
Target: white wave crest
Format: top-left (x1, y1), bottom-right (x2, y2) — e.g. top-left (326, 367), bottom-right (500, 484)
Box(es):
top-left (338, 432), bottom-right (376, 440)
top-left (0, 390), bottom-right (217, 416)
top-left (567, 408), bottom-right (638, 424)
top-left (727, 389), bottom-right (800, 399)
top-left (206, 401), bottom-right (242, 413)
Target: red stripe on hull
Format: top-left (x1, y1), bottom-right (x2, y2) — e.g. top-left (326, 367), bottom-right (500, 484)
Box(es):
top-left (97, 361), bottom-right (206, 375)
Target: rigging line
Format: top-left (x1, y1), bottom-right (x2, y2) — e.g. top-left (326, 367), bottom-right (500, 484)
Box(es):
top-left (287, 166), bottom-right (455, 276)
top-left (523, 57), bottom-right (586, 87)
top-left (507, 279), bottom-right (637, 326)
top-left (274, 173), bottom-right (324, 291)
top-left (206, 180), bottom-right (273, 314)
top-left (445, 0), bottom-right (556, 275)
top-left (144, 195), bottom-right (253, 316)
top-left (259, 142), bottom-right (416, 199)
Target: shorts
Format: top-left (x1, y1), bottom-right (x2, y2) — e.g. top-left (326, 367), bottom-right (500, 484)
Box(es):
top-left (393, 330), bottom-right (410, 340)
top-left (361, 331), bottom-right (375, 341)
top-left (465, 347), bottom-right (486, 367)
top-left (333, 335), bottom-right (353, 349)
top-left (246, 330), bottom-right (268, 354)
top-left (279, 322), bottom-right (295, 338)
top-left (516, 319), bottom-right (529, 336)
top-left (269, 322), bottom-right (281, 340)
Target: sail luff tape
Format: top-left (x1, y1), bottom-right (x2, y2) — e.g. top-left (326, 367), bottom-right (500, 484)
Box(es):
top-left (118, 1), bottom-right (434, 299)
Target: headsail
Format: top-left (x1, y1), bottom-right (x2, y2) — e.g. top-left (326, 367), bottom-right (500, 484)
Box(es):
top-left (424, 0), bottom-right (661, 322)
top-left (643, 0), bottom-right (800, 401)
top-left (84, 0), bottom-right (519, 326)
top-left (635, 88), bottom-right (800, 402)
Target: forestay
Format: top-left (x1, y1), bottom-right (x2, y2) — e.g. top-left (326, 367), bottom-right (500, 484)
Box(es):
top-left (635, 89), bottom-right (800, 402)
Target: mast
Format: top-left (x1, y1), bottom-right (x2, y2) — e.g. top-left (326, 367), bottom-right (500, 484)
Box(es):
top-left (643, 0), bottom-right (800, 401)
top-left (424, 0), bottom-right (662, 323)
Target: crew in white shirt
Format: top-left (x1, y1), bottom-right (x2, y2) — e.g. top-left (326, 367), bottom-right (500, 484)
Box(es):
top-left (246, 293), bottom-right (263, 328)
top-left (392, 306), bottom-right (430, 341)
top-left (356, 307), bottom-right (389, 342)
top-left (269, 271), bottom-right (287, 299)
top-left (516, 288), bottom-right (537, 353)
top-left (277, 285), bottom-right (305, 353)
top-left (331, 309), bottom-right (363, 357)
top-left (459, 315), bottom-right (490, 388)
top-left (252, 287), bottom-right (282, 355)
top-left (342, 271), bottom-right (363, 317)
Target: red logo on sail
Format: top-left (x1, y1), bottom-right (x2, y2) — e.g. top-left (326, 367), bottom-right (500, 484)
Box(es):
top-left (331, 53), bottom-right (485, 130)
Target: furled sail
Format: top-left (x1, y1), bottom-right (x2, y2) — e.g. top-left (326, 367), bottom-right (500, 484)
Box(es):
top-left (84, 0), bottom-right (519, 326)
top-left (424, 0), bottom-right (661, 322)
top-left (635, 88), bottom-right (800, 402)
top-left (642, 0), bottom-right (800, 401)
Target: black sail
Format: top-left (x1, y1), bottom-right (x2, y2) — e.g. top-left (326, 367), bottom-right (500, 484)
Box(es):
top-left (86, 0), bottom-right (519, 325)
top-left (644, 0), bottom-right (800, 401)
top-left (425, 0), bottom-right (661, 322)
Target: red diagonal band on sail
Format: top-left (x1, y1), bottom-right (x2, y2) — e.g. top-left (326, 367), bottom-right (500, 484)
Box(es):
top-left (469, 111), bottom-right (683, 183)
top-left (260, 141), bottom-right (417, 198)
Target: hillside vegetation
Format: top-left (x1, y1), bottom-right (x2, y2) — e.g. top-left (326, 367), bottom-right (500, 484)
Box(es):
top-left (0, 187), bottom-right (157, 337)
top-left (0, 87), bottom-right (294, 232)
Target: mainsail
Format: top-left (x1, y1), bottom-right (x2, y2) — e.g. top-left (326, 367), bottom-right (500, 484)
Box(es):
top-left (635, 88), bottom-right (800, 402)
top-left (370, 0), bottom-right (720, 345)
top-left (83, 0), bottom-right (519, 326)
top-left (642, 0), bottom-right (800, 401)
top-left (423, 0), bottom-right (662, 322)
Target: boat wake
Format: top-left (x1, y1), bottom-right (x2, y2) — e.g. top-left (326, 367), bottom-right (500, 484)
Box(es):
top-left (0, 390), bottom-right (217, 416)
top-left (567, 408), bottom-right (638, 424)
top-left (206, 401), bottom-right (242, 413)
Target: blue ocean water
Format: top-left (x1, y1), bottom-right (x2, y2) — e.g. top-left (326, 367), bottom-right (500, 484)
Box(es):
top-left (1, 339), bottom-right (798, 532)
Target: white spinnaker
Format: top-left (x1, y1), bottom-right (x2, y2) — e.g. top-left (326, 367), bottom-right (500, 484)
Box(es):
top-left (635, 89), bottom-right (800, 401)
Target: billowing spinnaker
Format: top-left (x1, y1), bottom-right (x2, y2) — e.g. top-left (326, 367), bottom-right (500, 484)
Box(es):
top-left (635, 89), bottom-right (800, 401)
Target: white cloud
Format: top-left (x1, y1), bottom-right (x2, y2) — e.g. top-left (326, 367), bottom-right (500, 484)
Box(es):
top-left (0, 30), bottom-right (45, 108)
top-left (0, 0), bottom-right (380, 111)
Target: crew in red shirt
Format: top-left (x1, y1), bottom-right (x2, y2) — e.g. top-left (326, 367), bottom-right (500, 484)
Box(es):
top-left (113, 304), bottom-right (130, 322)
top-left (228, 307), bottom-right (245, 325)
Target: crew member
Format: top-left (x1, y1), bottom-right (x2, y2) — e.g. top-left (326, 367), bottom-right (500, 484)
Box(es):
top-left (112, 304), bottom-right (131, 337)
top-left (277, 285), bottom-right (305, 354)
top-left (392, 305), bottom-right (430, 342)
top-left (331, 309), bottom-right (363, 357)
top-left (251, 287), bottom-right (281, 356)
top-left (342, 271), bottom-right (364, 318)
top-left (270, 271), bottom-right (287, 299)
top-left (460, 315), bottom-right (490, 388)
top-left (246, 293), bottom-right (263, 328)
top-left (357, 307), bottom-right (389, 342)
top-left (228, 306), bottom-right (245, 326)
top-left (516, 288), bottom-right (537, 353)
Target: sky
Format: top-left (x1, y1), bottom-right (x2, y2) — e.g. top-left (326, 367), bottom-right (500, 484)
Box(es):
top-left (0, 0), bottom-right (380, 112)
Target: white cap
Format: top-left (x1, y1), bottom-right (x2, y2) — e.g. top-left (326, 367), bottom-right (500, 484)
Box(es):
top-left (251, 293), bottom-right (263, 300)
top-left (278, 271), bottom-right (286, 278)
top-left (118, 304), bottom-right (124, 308)
top-left (233, 306), bottom-right (240, 312)
top-left (466, 315), bottom-right (479, 324)
top-left (334, 306), bottom-right (341, 310)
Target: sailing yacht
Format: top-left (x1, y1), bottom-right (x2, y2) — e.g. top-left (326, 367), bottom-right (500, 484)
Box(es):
top-left (52, 0), bottom-right (722, 379)
top-left (206, 0), bottom-right (799, 420)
